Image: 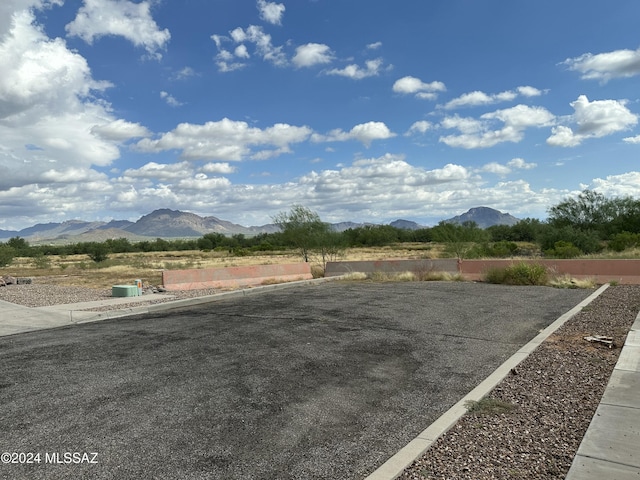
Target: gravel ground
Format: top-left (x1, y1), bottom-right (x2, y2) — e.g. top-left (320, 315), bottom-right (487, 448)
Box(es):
top-left (401, 284), bottom-right (640, 480)
top-left (0, 282), bottom-right (220, 309)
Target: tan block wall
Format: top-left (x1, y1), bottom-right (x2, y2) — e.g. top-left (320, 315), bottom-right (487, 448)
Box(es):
top-left (162, 263), bottom-right (313, 290)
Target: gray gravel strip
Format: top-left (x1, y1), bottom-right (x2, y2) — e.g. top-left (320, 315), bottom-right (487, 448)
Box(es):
top-left (400, 284), bottom-right (640, 480)
top-left (0, 284), bottom-right (220, 309)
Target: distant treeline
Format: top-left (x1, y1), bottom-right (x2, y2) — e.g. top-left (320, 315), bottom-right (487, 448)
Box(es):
top-left (1, 190), bottom-right (639, 266)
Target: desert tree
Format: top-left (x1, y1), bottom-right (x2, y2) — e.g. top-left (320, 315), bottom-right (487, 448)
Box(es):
top-left (272, 205), bottom-right (331, 262)
top-left (430, 220), bottom-right (489, 259)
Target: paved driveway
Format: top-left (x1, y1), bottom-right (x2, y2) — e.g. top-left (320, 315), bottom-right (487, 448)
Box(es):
top-left (0, 281), bottom-right (592, 479)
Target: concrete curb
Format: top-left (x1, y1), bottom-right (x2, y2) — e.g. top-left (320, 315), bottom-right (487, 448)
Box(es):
top-left (364, 283), bottom-right (610, 480)
top-left (565, 308), bottom-right (640, 478)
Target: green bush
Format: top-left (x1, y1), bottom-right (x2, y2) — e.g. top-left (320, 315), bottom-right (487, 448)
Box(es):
top-left (0, 245), bottom-right (16, 267)
top-left (86, 243), bottom-right (109, 263)
top-left (32, 252), bottom-right (51, 269)
top-left (608, 232), bottom-right (640, 252)
top-left (485, 262), bottom-right (548, 285)
top-left (544, 240), bottom-right (582, 259)
top-left (468, 241), bottom-right (519, 258)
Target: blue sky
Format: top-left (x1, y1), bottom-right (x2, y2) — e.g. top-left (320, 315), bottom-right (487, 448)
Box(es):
top-left (1, 0), bottom-right (640, 231)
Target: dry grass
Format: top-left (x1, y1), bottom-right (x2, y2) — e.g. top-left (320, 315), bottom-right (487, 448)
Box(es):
top-left (548, 274), bottom-right (597, 289)
top-left (339, 270), bottom-right (463, 283)
top-left (1, 245), bottom-right (449, 289)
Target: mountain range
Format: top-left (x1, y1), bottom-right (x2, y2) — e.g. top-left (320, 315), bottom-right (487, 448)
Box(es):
top-left (0, 207), bottom-right (520, 243)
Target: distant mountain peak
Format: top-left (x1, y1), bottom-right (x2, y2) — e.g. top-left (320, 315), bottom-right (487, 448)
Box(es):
top-left (389, 219), bottom-right (423, 230)
top-left (445, 207), bottom-right (519, 229)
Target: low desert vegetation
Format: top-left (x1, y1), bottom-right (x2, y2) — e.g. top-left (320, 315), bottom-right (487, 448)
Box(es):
top-left (1, 190), bottom-right (640, 288)
top-left (548, 274), bottom-right (597, 289)
top-left (465, 397), bottom-right (516, 416)
top-left (484, 263), bottom-right (549, 286)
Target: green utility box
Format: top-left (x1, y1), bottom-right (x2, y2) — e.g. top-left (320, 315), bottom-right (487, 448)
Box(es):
top-left (112, 285), bottom-right (139, 297)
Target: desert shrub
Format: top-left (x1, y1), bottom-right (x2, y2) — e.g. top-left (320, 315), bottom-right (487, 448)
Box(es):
top-left (468, 241), bottom-right (519, 258)
top-left (484, 262), bottom-right (548, 285)
top-left (0, 245), bottom-right (16, 267)
top-left (544, 241), bottom-right (582, 259)
top-left (538, 225), bottom-right (602, 254)
top-left (310, 264), bottom-right (325, 278)
top-left (85, 242), bottom-right (109, 263)
top-left (608, 232), bottom-right (640, 252)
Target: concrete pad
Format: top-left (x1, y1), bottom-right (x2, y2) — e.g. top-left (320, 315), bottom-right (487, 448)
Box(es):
top-left (0, 299), bottom-right (71, 336)
top-left (600, 370), bottom-right (640, 409)
top-left (566, 456), bottom-right (640, 480)
top-left (616, 345), bottom-right (640, 372)
top-left (575, 404), bottom-right (640, 469)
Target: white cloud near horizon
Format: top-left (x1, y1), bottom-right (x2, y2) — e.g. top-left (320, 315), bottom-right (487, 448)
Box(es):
top-left (563, 47), bottom-right (640, 82)
top-left (589, 171), bottom-right (640, 198)
top-left (65, 0), bottom-right (170, 59)
top-left (547, 95), bottom-right (638, 147)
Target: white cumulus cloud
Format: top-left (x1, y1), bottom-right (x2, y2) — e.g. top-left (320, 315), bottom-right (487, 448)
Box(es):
top-left (547, 95), bottom-right (638, 147)
top-left (311, 121), bottom-right (395, 147)
top-left (91, 119), bottom-right (150, 141)
top-left (65, 0), bottom-right (170, 59)
top-left (0, 7), bottom-right (131, 192)
top-left (443, 86), bottom-right (543, 110)
top-left (136, 118), bottom-right (313, 161)
top-left (325, 58), bottom-right (386, 79)
top-left (562, 47), bottom-right (640, 83)
top-left (292, 43), bottom-right (334, 68)
top-left (405, 121), bottom-right (432, 136)
top-left (589, 172), bottom-right (640, 197)
top-left (393, 76), bottom-right (446, 100)
top-left (257, 0), bottom-right (285, 25)
top-left (508, 158), bottom-right (537, 170)
top-left (440, 105), bottom-right (555, 149)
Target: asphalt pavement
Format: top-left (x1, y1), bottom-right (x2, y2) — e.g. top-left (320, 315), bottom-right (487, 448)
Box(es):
top-left (0, 281), bottom-right (608, 479)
